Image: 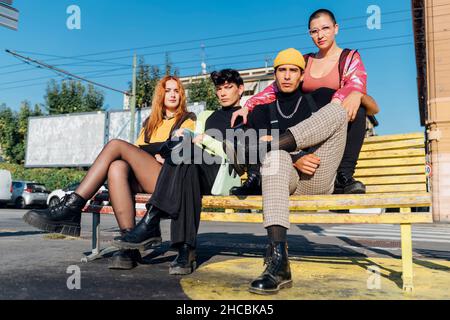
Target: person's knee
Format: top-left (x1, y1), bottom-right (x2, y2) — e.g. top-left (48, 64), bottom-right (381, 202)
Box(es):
top-left (262, 150), bottom-right (291, 164)
top-left (106, 139), bottom-right (126, 151)
top-left (261, 150), bottom-right (291, 177)
top-left (108, 160), bottom-right (130, 180)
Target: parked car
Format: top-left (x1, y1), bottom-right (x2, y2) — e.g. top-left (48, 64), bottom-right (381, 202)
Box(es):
top-left (47, 182), bottom-right (107, 208)
top-left (47, 182), bottom-right (80, 207)
top-left (10, 181), bottom-right (50, 209)
top-left (0, 170), bottom-right (12, 207)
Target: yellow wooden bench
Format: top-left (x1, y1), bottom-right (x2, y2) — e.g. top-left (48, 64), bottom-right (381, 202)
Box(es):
top-left (83, 132), bottom-right (432, 293)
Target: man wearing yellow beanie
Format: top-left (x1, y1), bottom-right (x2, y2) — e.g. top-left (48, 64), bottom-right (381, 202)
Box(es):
top-left (240, 48), bottom-right (349, 295)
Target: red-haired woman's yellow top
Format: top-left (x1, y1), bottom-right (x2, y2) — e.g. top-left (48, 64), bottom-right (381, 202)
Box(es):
top-left (134, 118), bottom-right (195, 146)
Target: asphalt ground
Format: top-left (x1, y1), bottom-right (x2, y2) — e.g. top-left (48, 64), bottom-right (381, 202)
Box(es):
top-left (0, 209), bottom-right (449, 300)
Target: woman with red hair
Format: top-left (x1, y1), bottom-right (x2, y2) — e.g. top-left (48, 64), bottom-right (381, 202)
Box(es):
top-left (24, 76), bottom-right (196, 269)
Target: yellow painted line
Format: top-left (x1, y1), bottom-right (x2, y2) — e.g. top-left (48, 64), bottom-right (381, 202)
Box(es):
top-left (180, 257), bottom-right (450, 300)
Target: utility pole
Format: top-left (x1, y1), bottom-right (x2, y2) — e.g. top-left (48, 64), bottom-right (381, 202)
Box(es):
top-left (201, 44), bottom-right (207, 75)
top-left (130, 54), bottom-right (137, 143)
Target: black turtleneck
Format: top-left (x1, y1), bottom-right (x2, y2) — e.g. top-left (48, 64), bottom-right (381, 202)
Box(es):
top-left (248, 87), bottom-right (336, 134)
top-left (205, 105), bottom-right (243, 141)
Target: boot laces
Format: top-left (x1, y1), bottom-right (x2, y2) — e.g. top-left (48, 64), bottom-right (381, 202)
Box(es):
top-left (263, 242), bottom-right (287, 274)
top-left (49, 194), bottom-right (70, 215)
top-left (263, 244), bottom-right (273, 266)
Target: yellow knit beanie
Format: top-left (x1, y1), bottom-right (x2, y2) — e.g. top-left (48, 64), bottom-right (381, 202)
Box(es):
top-left (273, 48), bottom-right (306, 70)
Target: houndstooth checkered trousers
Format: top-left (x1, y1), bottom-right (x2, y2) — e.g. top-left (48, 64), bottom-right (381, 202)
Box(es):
top-left (260, 102), bottom-right (348, 229)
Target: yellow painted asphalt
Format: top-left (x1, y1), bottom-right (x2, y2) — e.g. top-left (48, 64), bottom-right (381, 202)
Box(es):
top-left (181, 257), bottom-right (450, 300)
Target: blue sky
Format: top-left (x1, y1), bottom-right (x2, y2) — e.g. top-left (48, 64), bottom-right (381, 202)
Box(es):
top-left (0, 0), bottom-right (421, 135)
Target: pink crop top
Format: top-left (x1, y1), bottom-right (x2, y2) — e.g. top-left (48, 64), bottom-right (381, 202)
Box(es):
top-left (302, 57), bottom-right (340, 93)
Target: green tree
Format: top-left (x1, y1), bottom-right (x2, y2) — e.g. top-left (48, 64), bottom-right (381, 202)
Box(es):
top-left (187, 78), bottom-right (219, 110)
top-left (33, 103), bottom-right (44, 116)
top-left (84, 84), bottom-right (105, 112)
top-left (165, 52), bottom-right (172, 76)
top-left (45, 80), bottom-right (104, 114)
top-left (130, 57), bottom-right (160, 109)
top-left (0, 105), bottom-right (20, 163)
top-left (0, 102), bottom-right (47, 164)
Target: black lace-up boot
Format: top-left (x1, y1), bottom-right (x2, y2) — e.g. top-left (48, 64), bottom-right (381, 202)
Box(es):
top-left (109, 229), bottom-right (142, 270)
top-left (23, 193), bottom-right (86, 237)
top-left (113, 205), bottom-right (163, 249)
top-left (334, 171), bottom-right (366, 194)
top-left (169, 243), bottom-right (197, 275)
top-left (249, 241), bottom-right (292, 295)
top-left (230, 171), bottom-right (262, 196)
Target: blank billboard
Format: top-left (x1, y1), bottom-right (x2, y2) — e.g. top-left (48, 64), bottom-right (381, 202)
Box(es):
top-left (25, 112), bottom-right (106, 168)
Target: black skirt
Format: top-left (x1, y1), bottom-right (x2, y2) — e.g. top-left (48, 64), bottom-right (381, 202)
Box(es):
top-left (148, 146), bottom-right (221, 247)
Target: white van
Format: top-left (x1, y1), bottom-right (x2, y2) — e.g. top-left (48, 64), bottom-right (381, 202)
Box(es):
top-left (0, 169), bottom-right (12, 207)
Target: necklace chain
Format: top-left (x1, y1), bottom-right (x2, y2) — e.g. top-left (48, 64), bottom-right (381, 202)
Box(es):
top-left (276, 96), bottom-right (303, 119)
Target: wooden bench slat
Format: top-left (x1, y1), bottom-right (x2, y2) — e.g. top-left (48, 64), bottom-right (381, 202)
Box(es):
top-left (134, 192), bottom-right (432, 207)
top-left (99, 192), bottom-right (431, 211)
top-left (354, 165), bottom-right (426, 177)
top-left (365, 183), bottom-right (427, 193)
top-left (356, 157), bottom-right (425, 168)
top-left (358, 175), bottom-right (426, 185)
top-left (360, 139), bottom-right (424, 152)
top-left (201, 193), bottom-right (431, 210)
top-left (83, 205), bottom-right (432, 224)
top-left (358, 149), bottom-right (425, 160)
top-left (364, 132), bottom-right (424, 144)
top-left (200, 212), bottom-right (433, 224)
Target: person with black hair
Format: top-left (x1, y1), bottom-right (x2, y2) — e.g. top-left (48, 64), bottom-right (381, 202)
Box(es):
top-left (114, 69), bottom-right (245, 275)
top-left (239, 48), bottom-right (349, 295)
top-left (231, 8), bottom-right (379, 195)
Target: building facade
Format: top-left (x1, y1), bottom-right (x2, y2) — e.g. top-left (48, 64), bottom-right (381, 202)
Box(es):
top-left (413, 0), bottom-right (450, 222)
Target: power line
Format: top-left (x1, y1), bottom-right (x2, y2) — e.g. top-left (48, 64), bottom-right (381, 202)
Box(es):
top-left (5, 8), bottom-right (448, 79)
top-left (5, 50), bottom-right (130, 95)
top-left (0, 19), bottom-right (411, 79)
top-left (13, 3), bottom-right (447, 63)
top-left (53, 18), bottom-right (415, 65)
top-left (0, 33), bottom-right (413, 87)
top-left (0, 66), bottom-right (129, 86)
top-left (1, 2), bottom-right (448, 75)
top-left (0, 41), bottom-right (415, 92)
top-left (0, 9), bottom-right (414, 73)
top-left (2, 17), bottom-right (414, 79)
top-left (15, 8), bottom-right (412, 60)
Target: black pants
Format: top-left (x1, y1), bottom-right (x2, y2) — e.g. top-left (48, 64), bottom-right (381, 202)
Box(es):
top-left (337, 106), bottom-right (367, 177)
top-left (149, 147), bottom-right (220, 248)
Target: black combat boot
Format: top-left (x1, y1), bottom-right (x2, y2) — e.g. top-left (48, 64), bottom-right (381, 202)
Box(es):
top-left (169, 243), bottom-right (197, 275)
top-left (249, 241), bottom-right (292, 295)
top-left (230, 171), bottom-right (262, 196)
top-left (113, 205), bottom-right (163, 249)
top-left (23, 192), bottom-right (86, 237)
top-left (109, 229), bottom-right (142, 270)
top-left (334, 172), bottom-right (366, 194)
